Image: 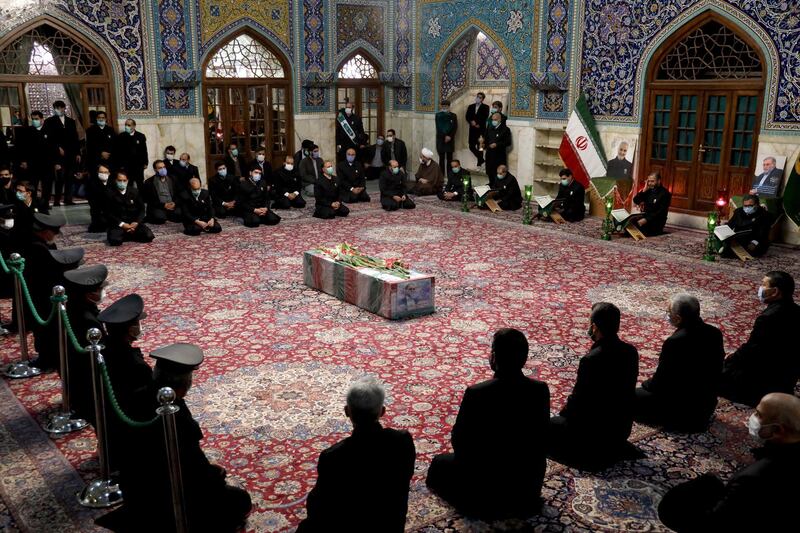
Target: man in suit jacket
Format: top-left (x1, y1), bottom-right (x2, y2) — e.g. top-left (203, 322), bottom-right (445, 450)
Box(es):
top-left (300, 145), bottom-right (323, 196)
top-left (15, 111), bottom-right (51, 197)
top-left (550, 302), bottom-right (640, 468)
top-left (172, 152), bottom-right (201, 192)
top-left (363, 134), bottom-right (388, 181)
top-left (142, 160), bottom-right (182, 224)
top-left (85, 110), bottom-right (116, 175)
top-left (427, 328), bottom-right (550, 520)
top-left (438, 159), bottom-right (472, 201)
top-left (635, 294), bottom-right (725, 432)
top-left (720, 271), bottom-right (800, 406)
top-left (313, 161), bottom-right (349, 219)
top-left (113, 119), bottom-right (148, 190)
top-left (179, 178), bottom-right (221, 236)
top-left (237, 167), bottom-right (281, 227)
top-left (553, 168), bottom-right (586, 221)
top-left (750, 156), bottom-right (783, 198)
top-left (208, 161), bottom-right (238, 218)
top-left (381, 129), bottom-right (407, 170)
top-left (484, 113), bottom-right (512, 187)
top-left (337, 148), bottom-right (370, 203)
top-left (298, 376), bottom-right (415, 533)
top-left (380, 161), bottom-right (415, 211)
top-left (43, 100), bottom-right (81, 206)
top-left (105, 171), bottom-right (154, 246)
top-left (86, 163), bottom-right (112, 232)
top-left (223, 143), bottom-right (249, 178)
top-left (271, 156), bottom-right (306, 209)
top-left (490, 165), bottom-right (522, 211)
top-left (435, 99), bottom-right (458, 173)
top-left (658, 393), bottom-right (800, 532)
top-left (722, 194), bottom-right (773, 257)
top-left (335, 101), bottom-right (366, 162)
top-left (465, 92), bottom-right (489, 167)
top-left (632, 172), bottom-right (672, 236)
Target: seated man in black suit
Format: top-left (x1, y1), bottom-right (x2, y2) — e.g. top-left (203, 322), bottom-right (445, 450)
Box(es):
top-left (86, 164), bottom-right (112, 232)
top-left (749, 156), bottom-right (783, 198)
top-left (635, 294), bottom-right (725, 432)
top-left (271, 156), bottom-right (307, 209)
top-left (553, 168), bottom-right (585, 221)
top-left (721, 194), bottom-right (773, 258)
top-left (297, 376), bottom-right (415, 532)
top-left (487, 165), bottom-right (522, 211)
top-left (549, 302), bottom-right (640, 468)
top-left (142, 160), bottom-right (182, 224)
top-left (720, 271), bottom-right (800, 406)
top-left (337, 148), bottom-right (370, 203)
top-left (106, 171), bottom-right (155, 246)
top-left (313, 161), bottom-right (349, 219)
top-left (426, 328), bottom-right (550, 520)
top-left (379, 160), bottom-right (415, 211)
top-left (438, 159), bottom-right (472, 201)
top-left (179, 178), bottom-right (221, 236)
top-left (237, 167), bottom-right (281, 227)
top-left (658, 392), bottom-right (800, 532)
top-left (208, 161), bottom-right (238, 219)
top-left (632, 172), bottom-right (671, 236)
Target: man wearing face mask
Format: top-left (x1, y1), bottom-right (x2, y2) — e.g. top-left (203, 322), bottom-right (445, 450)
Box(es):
top-left (238, 167), bottom-right (281, 227)
top-left (549, 302), bottom-right (640, 469)
top-left (143, 160), bottom-right (182, 224)
top-left (179, 177), bottom-right (222, 236)
top-left (313, 160), bottom-right (349, 219)
top-left (380, 160), bottom-right (415, 211)
top-left (173, 152), bottom-right (201, 192)
top-left (10, 181), bottom-right (47, 253)
top-left (336, 101), bottom-right (366, 162)
top-left (162, 145), bottom-right (178, 175)
top-left (364, 134), bottom-right (388, 181)
top-left (113, 119), bottom-right (148, 190)
top-left (86, 164), bottom-right (112, 232)
top-left (43, 100), bottom-right (81, 206)
top-left (85, 111), bottom-right (116, 175)
top-left (486, 165), bottom-right (522, 211)
top-left (16, 111), bottom-right (50, 200)
top-left (300, 144), bottom-right (324, 196)
top-left (381, 129), bottom-right (408, 171)
top-left (106, 171), bottom-right (155, 246)
top-left (337, 148), bottom-right (370, 203)
top-left (293, 139), bottom-right (314, 167)
top-left (208, 161), bottom-right (238, 218)
top-left (250, 149), bottom-right (273, 187)
top-left (427, 328), bottom-right (550, 520)
top-left (658, 392), bottom-right (800, 532)
top-left (720, 271), bottom-right (800, 406)
top-left (721, 194), bottom-right (773, 258)
top-left (272, 156), bottom-right (307, 209)
top-left (412, 148), bottom-right (443, 196)
top-left (0, 166), bottom-right (16, 205)
top-left (484, 113), bottom-right (512, 187)
top-left (486, 101), bottom-right (508, 129)
top-left (634, 294), bottom-right (725, 432)
top-left (466, 92), bottom-right (490, 167)
top-left (224, 142), bottom-right (248, 178)
top-left (551, 168), bottom-right (585, 222)
top-left (62, 264), bottom-right (109, 425)
top-left (435, 99), bottom-right (458, 173)
top-left (439, 159), bottom-right (472, 201)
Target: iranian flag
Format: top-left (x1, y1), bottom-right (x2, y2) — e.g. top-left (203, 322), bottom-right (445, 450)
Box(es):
top-left (559, 94), bottom-right (607, 188)
top-left (784, 155), bottom-right (800, 229)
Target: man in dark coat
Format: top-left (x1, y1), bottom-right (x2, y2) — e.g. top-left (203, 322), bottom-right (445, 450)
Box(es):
top-left (606, 142), bottom-right (633, 179)
top-left (43, 100), bottom-right (81, 206)
top-left (142, 160), bottom-right (182, 224)
top-left (380, 161), bottom-right (415, 211)
top-left (172, 152), bottom-right (201, 192)
top-left (438, 159), bottom-right (472, 201)
top-left (427, 328), bottom-right (550, 520)
top-left (484, 113), bottom-right (512, 187)
top-left (549, 302), bottom-right (640, 468)
top-left (14, 111), bottom-right (51, 198)
top-left (720, 271), bottom-right (800, 406)
top-left (110, 343), bottom-right (252, 533)
top-left (335, 101), bottom-right (366, 162)
top-left (162, 146), bottom-right (178, 176)
top-left (435, 99), bottom-right (458, 173)
top-left (223, 142), bottom-right (249, 179)
top-left (721, 194), bottom-right (773, 258)
top-left (271, 156), bottom-right (306, 209)
top-left (412, 148), bottom-right (443, 196)
top-left (658, 393), bottom-right (800, 532)
top-left (313, 161), bottom-right (349, 219)
top-left (179, 178), bottom-right (221, 236)
top-left (465, 92), bottom-right (489, 167)
top-left (86, 164), bottom-right (112, 232)
top-left (113, 119), bottom-right (148, 190)
top-left (363, 134), bottom-right (388, 181)
top-left (85, 110), bottom-right (115, 175)
top-left (293, 139), bottom-right (314, 168)
top-left (63, 264), bottom-right (108, 425)
top-left (208, 161), bottom-right (238, 218)
top-left (0, 166), bottom-right (16, 206)
top-left (298, 376), bottom-right (415, 533)
top-left (105, 171), bottom-right (155, 246)
top-left (490, 165), bottom-right (522, 211)
top-left (632, 172), bottom-right (672, 236)
top-left (635, 294), bottom-right (725, 432)
top-left (551, 168), bottom-right (586, 221)
top-left (249, 149), bottom-right (274, 189)
top-left (237, 167), bottom-right (281, 227)
top-left (337, 148), bottom-right (369, 203)
top-left (381, 129), bottom-right (407, 170)
top-left (300, 145), bottom-right (323, 196)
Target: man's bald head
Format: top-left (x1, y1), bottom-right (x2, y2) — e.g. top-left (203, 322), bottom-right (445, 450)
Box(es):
top-left (756, 393), bottom-right (800, 442)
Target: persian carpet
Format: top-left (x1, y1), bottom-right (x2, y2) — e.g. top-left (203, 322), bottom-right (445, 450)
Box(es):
top-left (0, 199), bottom-right (796, 532)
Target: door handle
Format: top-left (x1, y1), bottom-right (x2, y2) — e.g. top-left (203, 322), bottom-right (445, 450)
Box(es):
top-left (698, 144), bottom-right (706, 153)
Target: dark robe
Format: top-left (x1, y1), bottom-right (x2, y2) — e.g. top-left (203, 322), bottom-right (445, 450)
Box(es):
top-left (313, 176), bottom-right (349, 219)
top-left (297, 422), bottom-right (415, 533)
top-left (723, 206), bottom-right (773, 257)
top-left (379, 168), bottom-right (415, 211)
top-left (237, 177), bottom-right (280, 227)
top-left (632, 185), bottom-right (672, 235)
top-left (336, 160), bottom-right (369, 202)
top-left (555, 179), bottom-right (586, 221)
top-left (493, 172), bottom-right (522, 211)
top-left (412, 161), bottom-right (443, 196)
top-left (335, 109), bottom-right (366, 159)
top-left (105, 187), bottom-right (155, 246)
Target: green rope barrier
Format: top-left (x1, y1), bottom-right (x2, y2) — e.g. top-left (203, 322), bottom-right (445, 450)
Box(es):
top-left (59, 307), bottom-right (88, 354)
top-left (6, 257), bottom-right (57, 326)
top-left (99, 361), bottom-right (159, 428)
top-left (0, 253), bottom-right (9, 275)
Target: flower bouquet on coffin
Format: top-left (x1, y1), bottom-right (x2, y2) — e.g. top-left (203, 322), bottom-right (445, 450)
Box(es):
top-left (315, 242), bottom-right (411, 279)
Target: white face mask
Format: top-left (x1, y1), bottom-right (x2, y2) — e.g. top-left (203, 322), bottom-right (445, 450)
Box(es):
top-left (285, 164), bottom-right (294, 171)
top-left (165, 154), bottom-right (175, 161)
top-left (345, 107), bottom-right (353, 116)
top-left (257, 154), bottom-right (266, 162)
top-left (747, 413), bottom-right (762, 438)
top-left (98, 172), bottom-right (109, 183)
top-left (386, 136), bottom-right (394, 142)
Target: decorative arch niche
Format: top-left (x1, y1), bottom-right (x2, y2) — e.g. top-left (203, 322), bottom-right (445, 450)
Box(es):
top-left (335, 50), bottom-right (383, 146)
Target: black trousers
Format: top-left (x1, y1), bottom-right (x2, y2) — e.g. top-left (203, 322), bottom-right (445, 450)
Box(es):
top-left (380, 196), bottom-right (415, 211)
top-left (146, 207), bottom-right (183, 225)
top-left (183, 218), bottom-right (222, 236)
top-left (242, 210), bottom-right (281, 227)
top-left (213, 204), bottom-right (238, 219)
top-left (88, 201), bottom-right (107, 232)
top-left (485, 148), bottom-right (507, 187)
top-left (438, 151), bottom-right (453, 174)
top-left (53, 162), bottom-right (75, 204)
top-left (657, 474), bottom-right (725, 533)
top-left (468, 128), bottom-right (485, 165)
top-left (107, 223), bottom-right (155, 246)
top-left (340, 189), bottom-right (370, 203)
top-left (272, 195), bottom-right (307, 209)
top-left (633, 387), bottom-right (715, 433)
top-left (548, 415), bottom-right (640, 470)
top-left (313, 204), bottom-right (350, 219)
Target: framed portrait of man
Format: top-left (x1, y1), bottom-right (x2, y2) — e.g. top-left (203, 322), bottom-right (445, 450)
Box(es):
top-left (606, 140), bottom-right (636, 179)
top-left (750, 152), bottom-right (786, 198)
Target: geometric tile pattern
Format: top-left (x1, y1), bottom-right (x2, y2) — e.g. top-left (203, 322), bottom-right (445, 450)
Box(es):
top-left (156, 0), bottom-right (195, 113)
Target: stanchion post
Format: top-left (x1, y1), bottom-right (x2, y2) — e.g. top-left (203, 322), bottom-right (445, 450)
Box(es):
top-left (44, 286), bottom-right (88, 434)
top-left (3, 253), bottom-right (40, 379)
top-left (78, 328), bottom-right (123, 508)
top-left (157, 387), bottom-right (188, 533)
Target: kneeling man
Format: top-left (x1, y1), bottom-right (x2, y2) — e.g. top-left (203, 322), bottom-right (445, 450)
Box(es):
top-left (180, 177), bottom-right (221, 236)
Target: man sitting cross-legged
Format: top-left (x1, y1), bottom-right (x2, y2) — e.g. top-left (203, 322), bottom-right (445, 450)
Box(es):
top-left (179, 177), bottom-right (221, 236)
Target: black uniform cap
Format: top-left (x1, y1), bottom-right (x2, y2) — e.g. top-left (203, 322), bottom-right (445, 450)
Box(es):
top-left (49, 247), bottom-right (85, 269)
top-left (33, 212), bottom-right (67, 232)
top-left (0, 204), bottom-right (13, 217)
top-left (150, 343), bottom-right (204, 372)
top-left (98, 293), bottom-right (146, 324)
top-left (64, 264), bottom-right (108, 291)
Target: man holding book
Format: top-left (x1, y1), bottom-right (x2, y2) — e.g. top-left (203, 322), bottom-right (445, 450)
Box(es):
top-left (718, 194), bottom-right (772, 258)
top-left (553, 168), bottom-right (585, 221)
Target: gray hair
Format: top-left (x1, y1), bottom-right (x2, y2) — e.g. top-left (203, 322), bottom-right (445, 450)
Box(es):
top-left (670, 293), bottom-right (700, 321)
top-left (346, 376), bottom-right (385, 422)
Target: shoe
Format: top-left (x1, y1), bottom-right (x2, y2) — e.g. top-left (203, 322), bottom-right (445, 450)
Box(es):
top-left (1, 322), bottom-right (17, 334)
top-left (52, 201), bottom-right (61, 207)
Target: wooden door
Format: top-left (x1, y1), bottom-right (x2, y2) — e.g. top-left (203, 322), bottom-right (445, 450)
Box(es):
top-left (336, 85), bottom-right (383, 144)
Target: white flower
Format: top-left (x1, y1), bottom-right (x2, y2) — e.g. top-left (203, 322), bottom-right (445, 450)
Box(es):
top-left (507, 10), bottom-right (523, 34)
top-left (428, 16), bottom-right (441, 38)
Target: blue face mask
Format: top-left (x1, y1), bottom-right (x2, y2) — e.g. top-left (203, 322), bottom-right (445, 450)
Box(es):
top-left (561, 178), bottom-right (570, 186)
top-left (491, 120), bottom-right (499, 127)
top-left (490, 107), bottom-right (498, 113)
top-left (230, 148), bottom-right (238, 157)
top-left (743, 205), bottom-right (756, 215)
top-left (452, 167), bottom-right (461, 174)
top-left (96, 120), bottom-right (106, 128)
top-left (218, 169), bottom-right (227, 177)
top-left (116, 181), bottom-right (127, 191)
top-left (191, 189), bottom-right (201, 198)
top-left (251, 173), bottom-right (262, 182)
top-left (497, 174), bottom-right (505, 180)
top-left (15, 191), bottom-right (26, 202)
top-left (346, 155), bottom-right (355, 163)
top-left (157, 167), bottom-right (168, 177)
top-left (32, 119), bottom-right (41, 128)
top-left (377, 139), bottom-right (384, 145)
top-left (758, 286), bottom-right (768, 303)
top-left (312, 151), bottom-right (320, 159)
top-left (392, 167), bottom-right (400, 175)
top-left (124, 125), bottom-right (132, 134)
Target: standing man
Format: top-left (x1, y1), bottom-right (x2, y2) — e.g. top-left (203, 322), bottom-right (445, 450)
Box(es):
top-left (484, 113), bottom-right (512, 187)
top-left (381, 129), bottom-right (407, 171)
top-left (173, 152), bottom-right (201, 192)
top-left (237, 167), bottom-right (281, 227)
top-left (85, 110), bottom-right (115, 175)
top-left (15, 111), bottom-right (50, 197)
top-left (380, 160), bottom-right (415, 211)
top-left (272, 156), bottom-right (306, 209)
top-left (105, 171), bottom-right (155, 246)
top-left (363, 133), bottom-right (388, 181)
top-left (487, 100), bottom-right (508, 128)
top-left (435, 99), bottom-right (458, 173)
top-left (223, 142), bottom-right (248, 178)
top-left (208, 161), bottom-right (238, 218)
top-left (335, 101), bottom-right (365, 162)
top-left (313, 161), bottom-right (349, 219)
top-left (337, 148), bottom-right (370, 203)
top-left (114, 119), bottom-right (148, 190)
top-left (162, 145), bottom-right (178, 175)
top-left (143, 160), bottom-right (182, 224)
top-left (179, 177), bottom-right (222, 236)
top-left (412, 148), bottom-right (443, 196)
top-left (465, 92), bottom-right (489, 168)
top-left (632, 172), bottom-right (672, 236)
top-left (43, 100), bottom-right (81, 206)
top-left (300, 145), bottom-right (323, 196)
top-left (250, 148), bottom-right (273, 188)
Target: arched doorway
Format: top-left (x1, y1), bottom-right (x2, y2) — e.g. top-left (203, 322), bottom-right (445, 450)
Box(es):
top-left (0, 19), bottom-right (114, 152)
top-left (203, 31), bottom-right (293, 174)
top-left (641, 14), bottom-right (765, 213)
top-left (335, 51), bottom-right (383, 144)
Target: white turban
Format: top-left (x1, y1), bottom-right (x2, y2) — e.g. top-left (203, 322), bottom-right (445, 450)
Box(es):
top-left (421, 148), bottom-right (434, 158)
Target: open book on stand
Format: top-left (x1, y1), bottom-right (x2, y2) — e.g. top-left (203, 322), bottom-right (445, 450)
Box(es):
top-left (713, 224), bottom-right (752, 242)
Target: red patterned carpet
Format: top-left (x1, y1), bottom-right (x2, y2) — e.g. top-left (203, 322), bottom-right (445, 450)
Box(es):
top-left (1, 199), bottom-right (798, 532)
